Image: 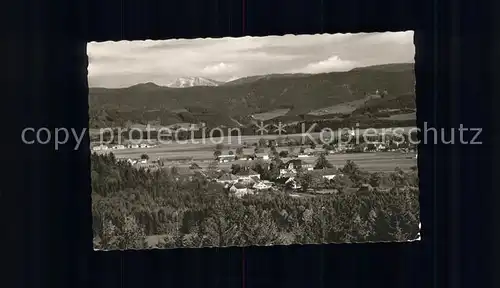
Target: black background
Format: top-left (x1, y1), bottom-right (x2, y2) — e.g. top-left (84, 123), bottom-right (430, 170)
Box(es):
top-left (3, 0), bottom-right (498, 287)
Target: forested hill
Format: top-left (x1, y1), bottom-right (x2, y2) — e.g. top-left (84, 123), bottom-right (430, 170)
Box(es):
top-left (89, 63), bottom-right (415, 128)
top-left (91, 153), bottom-right (420, 249)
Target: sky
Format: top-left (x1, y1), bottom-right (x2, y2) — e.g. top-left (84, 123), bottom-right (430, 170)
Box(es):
top-left (88, 31), bottom-right (414, 88)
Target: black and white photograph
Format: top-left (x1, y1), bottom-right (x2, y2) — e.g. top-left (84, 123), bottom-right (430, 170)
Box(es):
top-left (88, 31), bottom-right (419, 250)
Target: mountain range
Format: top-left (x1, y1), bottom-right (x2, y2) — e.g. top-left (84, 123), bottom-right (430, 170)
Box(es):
top-left (88, 63), bottom-right (416, 129)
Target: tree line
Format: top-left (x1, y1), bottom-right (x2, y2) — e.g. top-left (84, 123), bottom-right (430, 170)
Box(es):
top-left (91, 153), bottom-right (420, 250)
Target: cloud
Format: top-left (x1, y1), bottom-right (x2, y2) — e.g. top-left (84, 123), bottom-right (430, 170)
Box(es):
top-left (297, 56), bottom-right (358, 74)
top-left (87, 31), bottom-right (415, 88)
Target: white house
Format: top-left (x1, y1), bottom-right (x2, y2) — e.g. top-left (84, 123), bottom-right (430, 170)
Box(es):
top-left (253, 181), bottom-right (272, 190)
top-left (126, 158), bottom-right (137, 165)
top-left (229, 183), bottom-right (254, 198)
top-left (322, 174), bottom-right (337, 180)
top-left (297, 154), bottom-right (309, 158)
top-left (376, 143), bottom-right (386, 151)
top-left (92, 144), bottom-right (109, 151)
top-left (285, 177), bottom-right (301, 190)
top-left (216, 173), bottom-right (239, 184)
top-left (279, 167), bottom-right (297, 178)
top-left (303, 148), bottom-right (315, 154)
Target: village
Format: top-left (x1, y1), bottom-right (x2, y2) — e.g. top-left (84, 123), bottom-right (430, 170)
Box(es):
top-left (91, 131), bottom-right (418, 199)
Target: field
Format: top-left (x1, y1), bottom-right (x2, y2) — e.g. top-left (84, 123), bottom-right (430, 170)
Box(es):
top-left (95, 126), bottom-right (418, 172)
top-left (308, 98), bottom-right (366, 116)
top-left (100, 126), bottom-right (416, 149)
top-left (251, 108), bottom-right (291, 121)
top-left (380, 112), bottom-right (417, 121)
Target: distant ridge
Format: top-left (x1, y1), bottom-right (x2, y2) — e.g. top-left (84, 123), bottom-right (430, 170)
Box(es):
top-left (89, 63), bottom-right (415, 128)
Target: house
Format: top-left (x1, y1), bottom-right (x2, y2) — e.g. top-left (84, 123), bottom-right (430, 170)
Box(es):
top-left (254, 152), bottom-right (269, 160)
top-left (310, 167), bottom-right (339, 180)
top-left (284, 159), bottom-right (313, 171)
top-left (285, 177), bottom-right (302, 190)
top-left (217, 154), bottom-right (236, 163)
top-left (376, 143), bottom-right (386, 151)
top-left (126, 158), bottom-right (137, 165)
top-left (112, 144), bottom-right (125, 150)
top-left (253, 181), bottom-right (272, 190)
top-left (234, 169), bottom-right (260, 182)
top-left (278, 170), bottom-right (296, 179)
top-left (229, 183), bottom-right (254, 198)
top-left (216, 173), bottom-right (239, 184)
top-left (92, 144), bottom-right (109, 151)
top-left (279, 164), bottom-right (297, 178)
top-left (297, 154), bottom-right (309, 158)
top-left (303, 148), bottom-right (316, 155)
top-left (322, 174), bottom-right (337, 180)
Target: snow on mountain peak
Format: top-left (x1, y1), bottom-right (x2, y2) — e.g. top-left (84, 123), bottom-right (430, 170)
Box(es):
top-left (167, 77), bottom-right (220, 88)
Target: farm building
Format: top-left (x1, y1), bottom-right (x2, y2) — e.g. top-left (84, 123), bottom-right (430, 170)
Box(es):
top-left (234, 169), bottom-right (260, 183)
top-left (254, 152), bottom-right (269, 160)
top-left (92, 144), bottom-right (109, 151)
top-left (253, 181), bottom-right (272, 190)
top-left (126, 158), bottom-right (137, 165)
top-left (283, 159), bottom-right (313, 171)
top-left (285, 177), bottom-right (302, 190)
top-left (216, 173), bottom-right (239, 184)
top-left (229, 183), bottom-right (254, 198)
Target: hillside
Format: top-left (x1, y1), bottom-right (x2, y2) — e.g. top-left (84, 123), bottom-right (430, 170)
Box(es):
top-left (88, 63), bottom-right (415, 128)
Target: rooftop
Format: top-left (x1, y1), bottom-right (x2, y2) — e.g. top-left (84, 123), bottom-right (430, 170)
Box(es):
top-left (235, 169), bottom-right (260, 176)
top-left (218, 173), bottom-right (239, 181)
